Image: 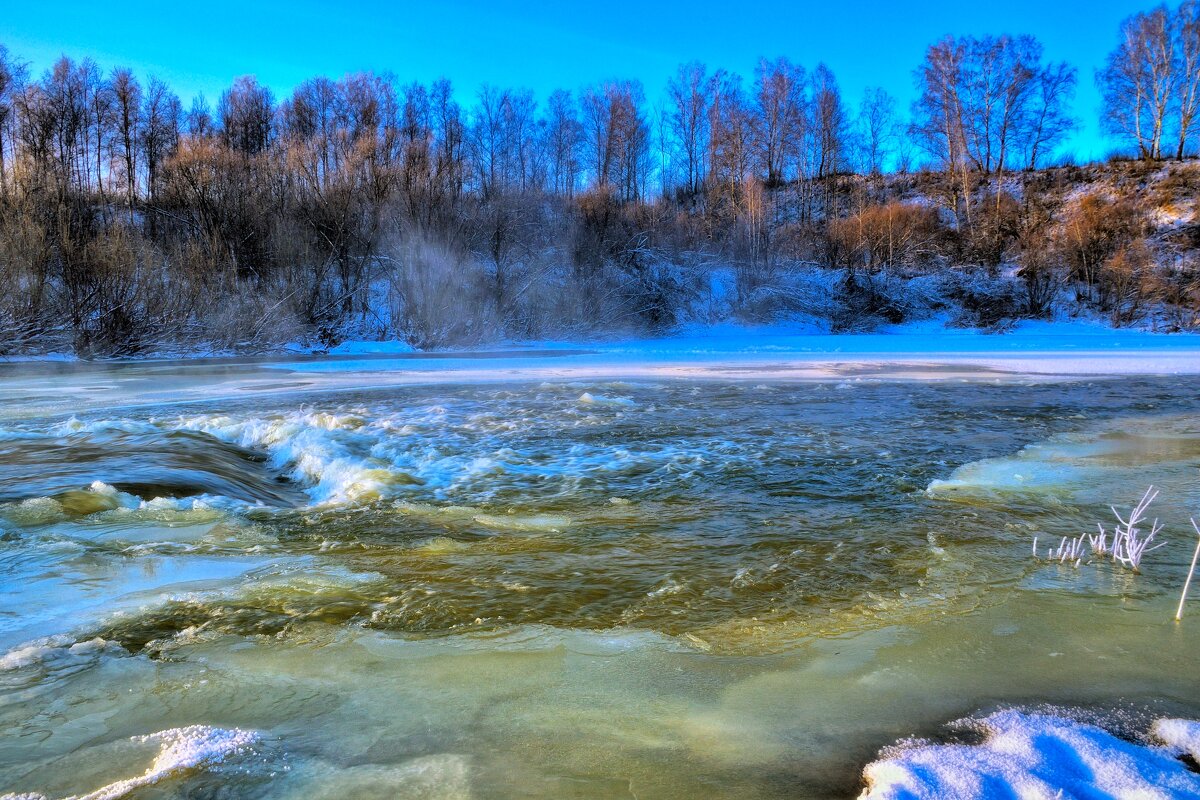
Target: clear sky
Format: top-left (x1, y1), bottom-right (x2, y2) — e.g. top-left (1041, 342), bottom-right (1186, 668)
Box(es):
top-left (2, 0), bottom-right (1161, 160)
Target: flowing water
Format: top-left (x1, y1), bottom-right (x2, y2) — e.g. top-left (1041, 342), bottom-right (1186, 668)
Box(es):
top-left (2, 356), bottom-right (1200, 798)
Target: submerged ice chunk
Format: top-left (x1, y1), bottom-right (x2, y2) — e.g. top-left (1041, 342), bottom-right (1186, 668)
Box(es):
top-left (578, 392), bottom-right (636, 407)
top-left (472, 513), bottom-right (571, 532)
top-left (0, 635), bottom-right (126, 672)
top-left (0, 725), bottom-right (258, 800)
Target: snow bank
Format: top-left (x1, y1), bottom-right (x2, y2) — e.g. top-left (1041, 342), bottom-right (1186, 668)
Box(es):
top-left (520, 315), bottom-right (1200, 357)
top-left (860, 710), bottom-right (1200, 799)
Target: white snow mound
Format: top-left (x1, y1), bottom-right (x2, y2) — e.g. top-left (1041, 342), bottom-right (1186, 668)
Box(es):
top-left (860, 709), bottom-right (1200, 799)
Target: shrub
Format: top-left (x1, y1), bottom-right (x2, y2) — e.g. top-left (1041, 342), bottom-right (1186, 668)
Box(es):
top-left (941, 270), bottom-right (1025, 330)
top-left (1100, 241), bottom-right (1158, 325)
top-left (1014, 197), bottom-right (1061, 317)
top-left (826, 201), bottom-right (944, 276)
top-left (962, 192), bottom-right (1022, 269)
top-left (1059, 193), bottom-right (1147, 298)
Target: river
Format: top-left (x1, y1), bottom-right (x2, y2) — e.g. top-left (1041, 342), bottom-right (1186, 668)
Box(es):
top-left (2, 347), bottom-right (1200, 798)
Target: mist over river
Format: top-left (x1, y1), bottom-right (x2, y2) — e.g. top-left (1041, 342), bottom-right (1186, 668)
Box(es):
top-left (3, 350), bottom-right (1200, 798)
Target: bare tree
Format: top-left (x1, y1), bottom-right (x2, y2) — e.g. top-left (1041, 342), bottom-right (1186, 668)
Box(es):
top-left (1100, 7), bottom-right (1176, 159)
top-left (0, 45), bottom-right (25, 189)
top-left (707, 70), bottom-right (752, 198)
top-left (219, 76), bottom-right (273, 155)
top-left (544, 89), bottom-right (580, 198)
top-left (141, 77), bottom-right (178, 205)
top-left (581, 80), bottom-right (648, 201)
top-left (753, 57), bottom-right (805, 186)
top-left (186, 94), bottom-right (214, 138)
top-left (1175, 0), bottom-right (1200, 158)
top-left (1026, 61), bottom-right (1076, 168)
top-left (44, 57), bottom-right (89, 192)
top-left (811, 64), bottom-right (847, 179)
top-left (111, 67), bottom-right (141, 219)
top-left (82, 60), bottom-right (114, 199)
top-left (857, 86), bottom-right (897, 175)
top-left (667, 61), bottom-right (710, 196)
top-left (431, 78), bottom-right (465, 205)
top-left (915, 35), bottom-right (1066, 174)
top-left (472, 85), bottom-right (508, 197)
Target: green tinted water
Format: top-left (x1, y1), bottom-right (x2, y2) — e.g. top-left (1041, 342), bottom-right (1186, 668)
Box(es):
top-left (2, 374), bottom-right (1199, 798)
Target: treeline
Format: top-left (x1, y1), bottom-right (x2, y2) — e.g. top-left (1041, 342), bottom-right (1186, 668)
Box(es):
top-left (0, 2), bottom-right (1197, 355)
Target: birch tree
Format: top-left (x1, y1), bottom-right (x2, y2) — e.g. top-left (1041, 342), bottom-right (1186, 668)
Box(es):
top-left (1099, 6), bottom-right (1176, 159)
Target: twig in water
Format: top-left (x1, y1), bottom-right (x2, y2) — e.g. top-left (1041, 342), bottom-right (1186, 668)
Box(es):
top-left (1032, 486), bottom-right (1165, 573)
top-left (1175, 519), bottom-right (1200, 623)
top-left (1041, 533), bottom-right (1087, 565)
top-left (1104, 486), bottom-right (1163, 572)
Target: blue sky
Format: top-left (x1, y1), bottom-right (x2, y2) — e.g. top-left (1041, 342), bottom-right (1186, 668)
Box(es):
top-left (3, 0), bottom-right (1161, 160)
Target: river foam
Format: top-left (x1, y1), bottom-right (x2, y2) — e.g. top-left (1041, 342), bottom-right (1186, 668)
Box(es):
top-left (163, 399), bottom-right (736, 510)
top-left (0, 385), bottom-right (754, 517)
top-left (171, 409), bottom-right (463, 506)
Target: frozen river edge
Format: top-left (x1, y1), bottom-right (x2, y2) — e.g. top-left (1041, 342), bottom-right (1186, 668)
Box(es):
top-left (5, 325), bottom-right (1200, 421)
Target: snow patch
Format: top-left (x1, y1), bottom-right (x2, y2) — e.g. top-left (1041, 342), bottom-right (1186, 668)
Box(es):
top-left (860, 710), bottom-right (1200, 799)
top-left (1155, 718), bottom-right (1200, 761)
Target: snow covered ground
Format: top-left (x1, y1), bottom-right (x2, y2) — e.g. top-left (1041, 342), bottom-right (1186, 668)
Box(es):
top-left (8, 315), bottom-right (1200, 378)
